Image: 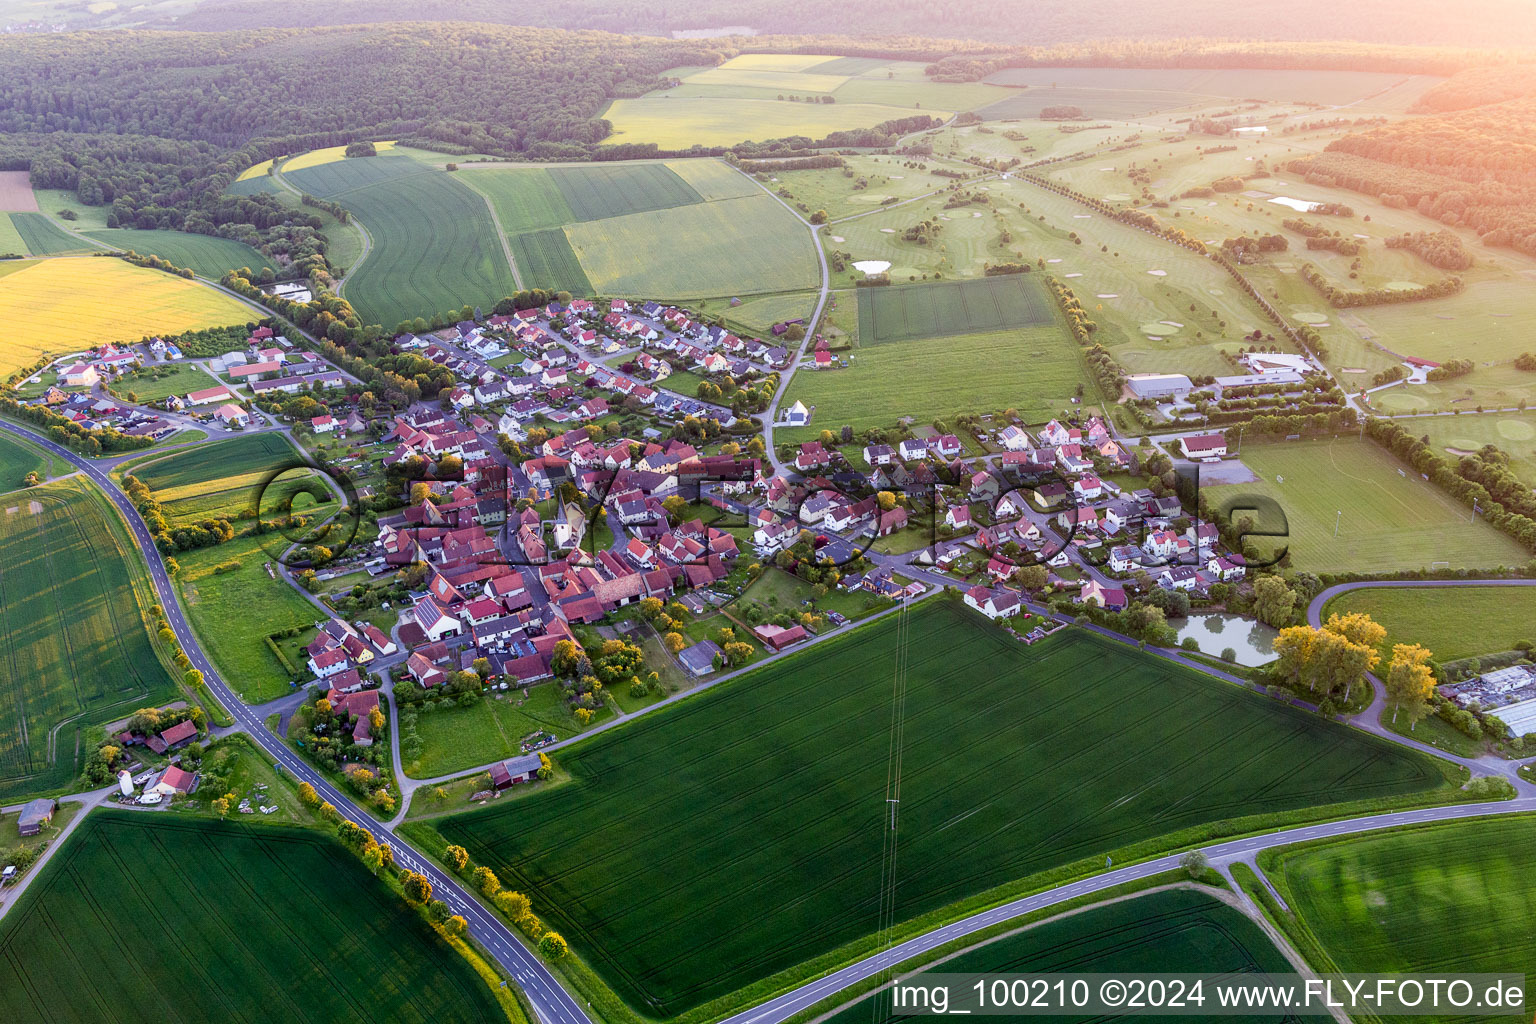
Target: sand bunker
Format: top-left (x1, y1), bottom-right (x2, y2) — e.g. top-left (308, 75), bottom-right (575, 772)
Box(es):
top-left (853, 260), bottom-right (892, 275)
top-left (1047, 258), bottom-right (1063, 264)
top-left (1147, 269), bottom-right (1167, 276)
top-left (1340, 367), bottom-right (1368, 373)
top-left (830, 235), bottom-right (845, 242)
top-left (1293, 311), bottom-right (1329, 324)
top-left (1097, 293), bottom-right (1118, 299)
top-left (1064, 272), bottom-right (1083, 278)
top-left (880, 228), bottom-right (895, 233)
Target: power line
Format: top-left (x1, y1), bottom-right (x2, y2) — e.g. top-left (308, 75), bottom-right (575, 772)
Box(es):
top-left (872, 600), bottom-right (912, 1021)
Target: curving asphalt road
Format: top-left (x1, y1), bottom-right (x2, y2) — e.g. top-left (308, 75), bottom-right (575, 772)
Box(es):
top-left (0, 418), bottom-right (594, 1024)
top-left (17, 411), bottom-right (1536, 1024)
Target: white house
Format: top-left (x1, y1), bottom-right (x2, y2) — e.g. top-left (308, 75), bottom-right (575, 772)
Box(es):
top-left (1179, 433), bottom-right (1227, 459)
top-left (783, 400), bottom-right (811, 426)
top-left (898, 438), bottom-right (930, 461)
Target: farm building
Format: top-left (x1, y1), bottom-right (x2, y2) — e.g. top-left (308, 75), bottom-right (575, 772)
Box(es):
top-left (1179, 433), bottom-right (1227, 459)
top-left (489, 753), bottom-right (544, 788)
top-left (159, 719), bottom-right (199, 750)
top-left (149, 766), bottom-right (197, 797)
top-left (185, 384), bottom-right (235, 406)
top-left (1124, 373), bottom-right (1192, 399)
top-left (16, 798), bottom-right (57, 836)
top-left (59, 363), bottom-right (101, 388)
top-left (677, 640), bottom-right (723, 677)
top-left (753, 623), bottom-right (808, 651)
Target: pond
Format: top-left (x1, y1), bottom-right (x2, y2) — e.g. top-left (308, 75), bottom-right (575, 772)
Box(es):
top-left (1170, 613), bottom-right (1278, 667)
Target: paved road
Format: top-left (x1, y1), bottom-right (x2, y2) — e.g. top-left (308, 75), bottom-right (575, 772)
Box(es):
top-left (715, 797), bottom-right (1536, 1024)
top-left (0, 418), bottom-right (594, 1024)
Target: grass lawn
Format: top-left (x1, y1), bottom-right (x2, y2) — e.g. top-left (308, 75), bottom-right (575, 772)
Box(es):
top-left (0, 810), bottom-right (510, 1023)
top-left (825, 887), bottom-right (1323, 1024)
top-left (733, 566), bottom-right (891, 622)
top-left (779, 324), bottom-right (1098, 434)
top-left (1275, 813), bottom-right (1536, 1009)
top-left (10, 213), bottom-right (100, 255)
top-left (426, 600), bottom-right (1443, 1016)
top-left (0, 430), bottom-right (57, 491)
top-left (175, 534), bottom-right (322, 702)
top-left (1323, 586), bottom-right (1536, 662)
top-left (1207, 438), bottom-right (1529, 573)
top-left (404, 684), bottom-right (608, 779)
top-left (0, 257), bottom-right (250, 376)
top-left (565, 193), bottom-right (816, 300)
top-left (107, 361), bottom-right (220, 403)
top-left (0, 478), bottom-right (178, 804)
top-left (165, 733), bottom-right (317, 825)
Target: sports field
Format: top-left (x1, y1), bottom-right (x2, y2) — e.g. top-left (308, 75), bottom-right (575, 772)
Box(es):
top-left (782, 325), bottom-right (1092, 431)
top-left (1323, 586), bottom-right (1536, 661)
top-left (429, 601), bottom-right (1440, 1015)
top-left (825, 888), bottom-right (1323, 1024)
top-left (0, 479), bottom-right (175, 803)
top-left (1208, 438), bottom-right (1529, 573)
top-left (1277, 813), bottom-right (1536, 1016)
top-left (566, 194), bottom-right (816, 299)
top-left (0, 258), bottom-right (251, 375)
top-left (858, 276), bottom-right (1054, 343)
top-left (0, 811), bottom-right (507, 1023)
top-left (86, 228), bottom-right (275, 278)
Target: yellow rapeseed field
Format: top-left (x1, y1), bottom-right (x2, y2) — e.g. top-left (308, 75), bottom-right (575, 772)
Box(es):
top-left (0, 257), bottom-right (252, 374)
top-left (282, 140), bottom-right (396, 172)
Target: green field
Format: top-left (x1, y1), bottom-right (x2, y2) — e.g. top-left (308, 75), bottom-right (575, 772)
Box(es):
top-left (406, 683), bottom-right (607, 778)
top-left (176, 533), bottom-right (325, 702)
top-left (0, 479), bottom-right (176, 802)
top-left (1409, 413), bottom-right (1536, 487)
top-left (1276, 814), bottom-right (1536, 1022)
top-left (132, 432), bottom-right (303, 495)
top-left (427, 601), bottom-right (1441, 1015)
top-left (0, 430), bottom-right (51, 491)
top-left (281, 155), bottom-right (517, 325)
top-left (10, 212), bottom-right (99, 255)
top-left (0, 811), bottom-right (508, 1023)
top-left (0, 214), bottom-right (27, 255)
top-left (980, 67), bottom-right (1442, 111)
top-left (508, 228), bottom-right (593, 296)
top-left (781, 324), bottom-right (1093, 433)
top-left (1323, 586), bottom-right (1536, 661)
top-left (667, 159), bottom-right (761, 202)
top-left (547, 163), bottom-right (701, 221)
top-left (858, 275), bottom-right (1053, 343)
top-left (826, 887), bottom-right (1322, 1024)
top-left (566, 194), bottom-right (816, 299)
top-left (86, 228), bottom-right (276, 278)
top-left (1209, 438), bottom-right (1530, 573)
top-left (462, 167), bottom-right (577, 234)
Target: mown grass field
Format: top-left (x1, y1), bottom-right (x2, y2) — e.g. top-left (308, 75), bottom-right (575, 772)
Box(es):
top-left (0, 431), bottom-right (50, 491)
top-left (547, 163), bottom-right (701, 221)
top-left (0, 811), bottom-right (508, 1024)
top-left (0, 215), bottom-right (28, 255)
top-left (1208, 438), bottom-right (1529, 573)
top-left (85, 228), bottom-right (275, 278)
top-left (176, 533), bottom-right (324, 702)
top-left (825, 887), bottom-right (1324, 1024)
top-left (0, 479), bottom-right (175, 803)
top-left (980, 67), bottom-right (1441, 112)
top-left (1277, 813), bottom-right (1536, 1022)
top-left (428, 601), bottom-right (1441, 1015)
top-left (0, 257), bottom-right (251, 374)
top-left (1323, 587), bottom-right (1536, 662)
top-left (108, 362), bottom-right (220, 403)
top-left (781, 324), bottom-right (1093, 432)
top-left (405, 684), bottom-right (604, 778)
top-left (566, 194), bottom-right (816, 299)
top-left (858, 275), bottom-right (1053, 343)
